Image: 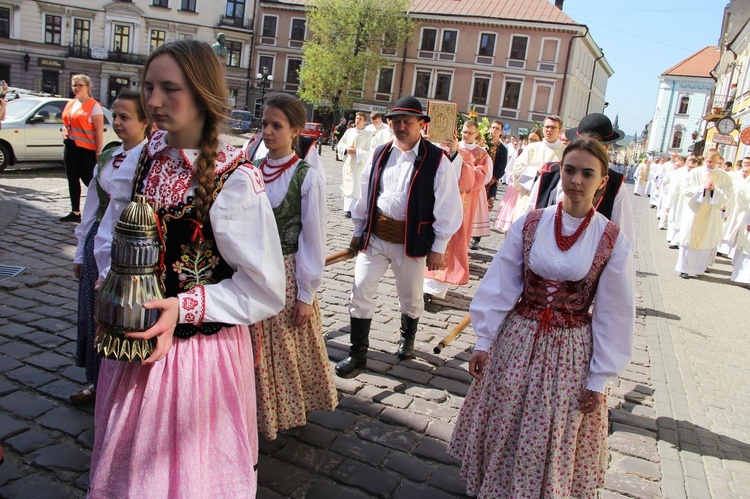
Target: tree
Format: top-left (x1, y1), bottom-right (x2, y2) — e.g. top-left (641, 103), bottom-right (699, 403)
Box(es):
top-left (298, 0), bottom-right (414, 118)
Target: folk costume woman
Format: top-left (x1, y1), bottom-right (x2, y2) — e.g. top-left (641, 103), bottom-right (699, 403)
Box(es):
top-left (70, 90), bottom-right (149, 405)
top-left (251, 93), bottom-right (338, 440)
top-left (88, 40), bottom-right (285, 498)
top-left (448, 137), bottom-right (635, 498)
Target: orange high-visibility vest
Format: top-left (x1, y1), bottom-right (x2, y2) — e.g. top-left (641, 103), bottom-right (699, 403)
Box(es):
top-left (63, 98), bottom-right (99, 151)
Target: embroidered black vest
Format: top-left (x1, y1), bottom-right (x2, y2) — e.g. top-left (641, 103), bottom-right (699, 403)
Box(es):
top-left (534, 162), bottom-right (625, 221)
top-left (360, 137), bottom-right (445, 257)
top-left (132, 152), bottom-right (246, 338)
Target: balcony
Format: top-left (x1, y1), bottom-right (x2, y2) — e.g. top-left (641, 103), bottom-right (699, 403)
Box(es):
top-left (219, 16), bottom-right (251, 30)
top-left (68, 46), bottom-right (146, 65)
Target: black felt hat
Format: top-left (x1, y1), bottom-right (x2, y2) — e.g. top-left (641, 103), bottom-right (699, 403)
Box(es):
top-left (384, 96), bottom-right (430, 123)
top-left (565, 113), bottom-right (624, 145)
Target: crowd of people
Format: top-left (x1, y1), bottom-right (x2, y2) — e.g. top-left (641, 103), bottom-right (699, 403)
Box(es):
top-left (634, 150), bottom-right (750, 285)
top-left (56, 39), bottom-right (643, 498)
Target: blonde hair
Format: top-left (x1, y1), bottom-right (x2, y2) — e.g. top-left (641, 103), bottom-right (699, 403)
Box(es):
top-left (72, 74), bottom-right (92, 97)
top-left (142, 39), bottom-right (228, 227)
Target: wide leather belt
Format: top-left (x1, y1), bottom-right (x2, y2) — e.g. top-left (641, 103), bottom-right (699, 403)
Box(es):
top-left (373, 211), bottom-right (405, 244)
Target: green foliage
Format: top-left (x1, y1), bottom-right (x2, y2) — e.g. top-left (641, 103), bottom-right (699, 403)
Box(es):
top-left (298, 0), bottom-right (414, 112)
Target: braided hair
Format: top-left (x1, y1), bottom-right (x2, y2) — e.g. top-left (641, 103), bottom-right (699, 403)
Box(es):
top-left (141, 39), bottom-right (229, 226)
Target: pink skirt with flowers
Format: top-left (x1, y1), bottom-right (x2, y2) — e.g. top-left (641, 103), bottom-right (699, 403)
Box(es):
top-left (448, 311), bottom-right (607, 498)
top-left (88, 326), bottom-right (258, 498)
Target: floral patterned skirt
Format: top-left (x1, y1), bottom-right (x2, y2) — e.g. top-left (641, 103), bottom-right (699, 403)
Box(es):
top-left (448, 311), bottom-right (607, 498)
top-left (251, 254), bottom-right (338, 440)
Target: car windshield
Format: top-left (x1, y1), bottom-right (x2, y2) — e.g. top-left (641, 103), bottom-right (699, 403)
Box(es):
top-left (305, 124), bottom-right (317, 130)
top-left (232, 111), bottom-right (253, 121)
top-left (6, 99), bottom-right (41, 120)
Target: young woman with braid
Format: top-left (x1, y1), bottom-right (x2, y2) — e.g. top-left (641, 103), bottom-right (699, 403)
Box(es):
top-left (88, 40), bottom-right (285, 497)
top-left (251, 93), bottom-right (337, 440)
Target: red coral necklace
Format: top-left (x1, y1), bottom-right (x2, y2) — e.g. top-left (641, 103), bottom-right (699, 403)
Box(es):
top-left (260, 153), bottom-right (299, 183)
top-left (554, 202), bottom-right (594, 251)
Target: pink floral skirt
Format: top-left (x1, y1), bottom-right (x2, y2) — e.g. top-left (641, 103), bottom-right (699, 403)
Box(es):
top-left (89, 326), bottom-right (258, 498)
top-left (251, 254), bottom-right (338, 440)
top-left (448, 311), bottom-right (607, 498)
top-left (494, 186), bottom-right (519, 233)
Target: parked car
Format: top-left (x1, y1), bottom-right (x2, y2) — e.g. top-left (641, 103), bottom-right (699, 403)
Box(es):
top-left (300, 122), bottom-right (330, 144)
top-left (228, 110), bottom-right (253, 134)
top-left (0, 97), bottom-right (121, 171)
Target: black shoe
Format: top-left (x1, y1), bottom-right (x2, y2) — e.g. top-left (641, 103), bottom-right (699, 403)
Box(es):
top-left (669, 244), bottom-right (678, 249)
top-left (344, 211), bottom-right (352, 218)
top-left (423, 293), bottom-right (432, 304)
top-left (679, 273), bottom-right (689, 279)
top-left (397, 314), bottom-right (419, 360)
top-left (59, 212), bottom-right (82, 223)
top-left (470, 238), bottom-right (480, 250)
top-left (335, 318), bottom-right (371, 377)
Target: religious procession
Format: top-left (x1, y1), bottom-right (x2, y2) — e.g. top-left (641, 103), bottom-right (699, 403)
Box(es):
top-left (633, 150), bottom-right (750, 285)
top-left (2, 1), bottom-right (749, 498)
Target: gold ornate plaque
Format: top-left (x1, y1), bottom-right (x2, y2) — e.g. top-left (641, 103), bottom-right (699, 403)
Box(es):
top-left (427, 101), bottom-right (458, 144)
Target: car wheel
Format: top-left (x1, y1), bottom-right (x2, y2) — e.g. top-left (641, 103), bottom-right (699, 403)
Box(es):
top-left (0, 143), bottom-right (9, 172)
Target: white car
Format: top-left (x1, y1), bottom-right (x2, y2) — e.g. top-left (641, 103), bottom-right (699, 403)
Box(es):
top-left (0, 97), bottom-right (121, 171)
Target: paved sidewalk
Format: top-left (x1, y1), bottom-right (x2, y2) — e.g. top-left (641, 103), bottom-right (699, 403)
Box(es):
top-left (0, 151), bottom-right (740, 497)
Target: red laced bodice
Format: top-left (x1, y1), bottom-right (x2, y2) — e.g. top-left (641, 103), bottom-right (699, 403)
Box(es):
top-left (514, 209), bottom-right (620, 332)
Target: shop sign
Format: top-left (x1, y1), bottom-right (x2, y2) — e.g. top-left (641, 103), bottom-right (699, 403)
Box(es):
top-left (352, 102), bottom-right (388, 113)
top-left (38, 58), bottom-right (64, 69)
top-left (91, 47), bottom-right (109, 60)
top-left (517, 127), bottom-right (529, 136)
top-left (713, 133), bottom-right (735, 145)
top-left (740, 126), bottom-right (750, 146)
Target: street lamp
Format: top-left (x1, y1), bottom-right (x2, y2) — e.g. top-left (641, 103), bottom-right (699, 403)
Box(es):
top-left (256, 66), bottom-right (273, 106)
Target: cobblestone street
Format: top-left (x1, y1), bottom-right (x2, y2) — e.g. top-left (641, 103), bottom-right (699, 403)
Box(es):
top-left (0, 147), bottom-right (748, 498)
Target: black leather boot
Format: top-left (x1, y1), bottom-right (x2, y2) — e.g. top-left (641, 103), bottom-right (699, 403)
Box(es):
top-left (335, 318), bottom-right (371, 377)
top-left (396, 314), bottom-right (419, 359)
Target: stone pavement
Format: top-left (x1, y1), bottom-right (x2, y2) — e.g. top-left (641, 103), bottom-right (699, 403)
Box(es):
top-left (0, 146), bottom-right (740, 497)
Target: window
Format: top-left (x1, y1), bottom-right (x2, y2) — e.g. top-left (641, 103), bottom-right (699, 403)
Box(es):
top-left (258, 55), bottom-right (274, 75)
top-left (113, 25), bottom-right (130, 53)
top-left (510, 35), bottom-right (528, 60)
top-left (415, 71), bottom-right (431, 98)
top-left (377, 68), bottom-right (394, 94)
top-left (383, 32), bottom-right (398, 54)
top-left (73, 19), bottom-right (90, 48)
top-left (441, 30), bottom-right (457, 53)
top-left (178, 33), bottom-right (193, 39)
top-left (678, 96), bottom-right (689, 115)
top-left (226, 40), bottom-right (242, 67)
top-left (45, 15), bottom-right (62, 45)
top-left (225, 0), bottom-right (245, 18)
top-left (150, 30), bottom-right (166, 52)
top-left (435, 73), bottom-right (451, 100)
top-left (540, 38), bottom-right (559, 62)
top-left (153, 0), bottom-right (169, 7)
top-left (420, 28), bottom-right (437, 51)
top-left (503, 80), bottom-right (521, 109)
top-left (290, 19), bottom-right (305, 41)
top-left (532, 83), bottom-right (552, 113)
top-left (180, 0), bottom-right (196, 12)
top-left (286, 59), bottom-right (302, 84)
top-left (0, 7), bottom-right (9, 38)
top-left (262, 16), bottom-right (277, 37)
top-left (671, 131), bottom-right (682, 149)
top-left (472, 77), bottom-right (490, 105)
top-left (478, 33), bottom-right (495, 57)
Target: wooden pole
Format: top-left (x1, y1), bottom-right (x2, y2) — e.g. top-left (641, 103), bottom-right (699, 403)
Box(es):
top-left (325, 248), bottom-right (357, 267)
top-left (433, 314), bottom-right (471, 354)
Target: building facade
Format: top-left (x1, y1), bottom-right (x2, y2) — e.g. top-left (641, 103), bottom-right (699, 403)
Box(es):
top-left (0, 0), bottom-right (611, 136)
top-left (645, 46), bottom-right (719, 156)
top-left (0, 0), bottom-right (254, 107)
top-left (706, 0), bottom-right (750, 164)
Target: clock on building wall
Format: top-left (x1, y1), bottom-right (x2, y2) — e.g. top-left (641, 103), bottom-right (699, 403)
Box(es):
top-left (716, 117), bottom-right (736, 134)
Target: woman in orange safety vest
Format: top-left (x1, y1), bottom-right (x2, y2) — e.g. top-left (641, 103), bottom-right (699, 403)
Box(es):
top-left (60, 74), bottom-right (104, 223)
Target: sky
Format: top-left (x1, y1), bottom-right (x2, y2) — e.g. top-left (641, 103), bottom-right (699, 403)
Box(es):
top-left (560, 0), bottom-right (726, 138)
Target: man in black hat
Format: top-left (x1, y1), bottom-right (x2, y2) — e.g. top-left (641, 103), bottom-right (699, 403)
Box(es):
top-left (335, 96), bottom-right (462, 377)
top-left (528, 112), bottom-right (635, 244)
